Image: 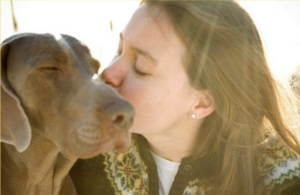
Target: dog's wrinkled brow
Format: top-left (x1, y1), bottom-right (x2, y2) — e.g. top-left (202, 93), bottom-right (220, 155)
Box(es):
top-left (30, 51), bottom-right (69, 68)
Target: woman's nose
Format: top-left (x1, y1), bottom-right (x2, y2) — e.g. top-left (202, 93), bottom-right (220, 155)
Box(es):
top-left (102, 62), bottom-right (124, 88)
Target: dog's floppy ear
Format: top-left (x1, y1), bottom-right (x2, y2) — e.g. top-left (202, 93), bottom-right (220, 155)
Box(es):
top-left (1, 34), bottom-right (32, 153)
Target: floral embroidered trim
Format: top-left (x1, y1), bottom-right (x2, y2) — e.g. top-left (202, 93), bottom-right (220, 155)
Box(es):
top-left (257, 135), bottom-right (295, 176)
top-left (104, 140), bottom-right (149, 195)
top-left (183, 179), bottom-right (216, 195)
top-left (183, 179), bottom-right (200, 195)
top-left (257, 133), bottom-right (300, 186)
top-left (103, 132), bottom-right (300, 194)
top-left (264, 155), bottom-right (300, 186)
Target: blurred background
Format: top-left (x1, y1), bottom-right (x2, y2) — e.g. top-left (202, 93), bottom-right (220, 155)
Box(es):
top-left (1, 1), bottom-right (300, 83)
top-left (1, 1), bottom-right (140, 73)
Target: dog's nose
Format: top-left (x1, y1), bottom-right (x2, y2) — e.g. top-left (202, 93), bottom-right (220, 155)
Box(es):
top-left (103, 100), bottom-right (134, 131)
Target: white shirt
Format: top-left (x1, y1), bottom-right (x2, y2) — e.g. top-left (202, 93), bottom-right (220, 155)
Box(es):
top-left (150, 150), bottom-right (181, 195)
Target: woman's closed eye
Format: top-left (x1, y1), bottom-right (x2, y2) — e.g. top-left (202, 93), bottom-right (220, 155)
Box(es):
top-left (115, 48), bottom-right (149, 76)
top-left (133, 64), bottom-right (148, 76)
top-left (116, 49), bottom-right (122, 57)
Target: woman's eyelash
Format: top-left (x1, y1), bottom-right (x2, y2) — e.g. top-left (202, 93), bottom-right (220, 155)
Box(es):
top-left (133, 65), bottom-right (148, 76)
top-left (116, 50), bottom-right (122, 56)
top-left (115, 48), bottom-right (147, 76)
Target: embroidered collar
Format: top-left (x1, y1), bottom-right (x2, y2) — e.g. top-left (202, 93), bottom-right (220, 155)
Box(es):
top-left (103, 134), bottom-right (300, 194)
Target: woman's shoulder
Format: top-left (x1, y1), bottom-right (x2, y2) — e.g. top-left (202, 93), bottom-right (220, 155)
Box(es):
top-left (102, 137), bottom-right (151, 195)
top-left (70, 135), bottom-right (152, 195)
top-left (257, 133), bottom-right (300, 194)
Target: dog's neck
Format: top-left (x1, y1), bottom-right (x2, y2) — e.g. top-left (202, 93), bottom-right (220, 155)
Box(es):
top-left (1, 130), bottom-right (77, 195)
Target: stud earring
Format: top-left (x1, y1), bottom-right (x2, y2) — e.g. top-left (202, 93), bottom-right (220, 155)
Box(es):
top-left (191, 113), bottom-right (196, 118)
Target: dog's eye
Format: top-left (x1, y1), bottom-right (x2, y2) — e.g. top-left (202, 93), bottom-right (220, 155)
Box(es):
top-left (40, 66), bottom-right (60, 71)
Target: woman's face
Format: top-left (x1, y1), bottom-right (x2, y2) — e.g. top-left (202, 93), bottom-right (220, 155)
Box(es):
top-left (102, 4), bottom-right (201, 136)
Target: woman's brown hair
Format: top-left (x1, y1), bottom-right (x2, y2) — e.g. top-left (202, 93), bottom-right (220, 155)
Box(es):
top-left (141, 1), bottom-right (300, 194)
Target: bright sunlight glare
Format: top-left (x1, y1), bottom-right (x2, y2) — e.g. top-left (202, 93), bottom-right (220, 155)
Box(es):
top-left (1, 1), bottom-right (140, 73)
top-left (1, 1), bottom-right (299, 80)
top-left (239, 1), bottom-right (300, 81)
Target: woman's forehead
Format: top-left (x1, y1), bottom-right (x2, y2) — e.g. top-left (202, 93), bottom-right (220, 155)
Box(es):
top-left (123, 4), bottom-right (172, 39)
top-left (122, 4), bottom-right (186, 63)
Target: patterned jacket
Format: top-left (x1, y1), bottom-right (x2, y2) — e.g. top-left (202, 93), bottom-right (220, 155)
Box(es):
top-left (70, 134), bottom-right (300, 195)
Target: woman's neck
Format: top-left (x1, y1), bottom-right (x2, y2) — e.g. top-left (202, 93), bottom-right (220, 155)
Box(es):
top-left (143, 120), bottom-right (203, 163)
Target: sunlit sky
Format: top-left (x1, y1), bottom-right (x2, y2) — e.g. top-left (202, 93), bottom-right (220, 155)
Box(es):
top-left (1, 1), bottom-right (300, 80)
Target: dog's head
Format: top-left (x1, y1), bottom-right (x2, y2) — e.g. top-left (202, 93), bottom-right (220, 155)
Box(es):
top-left (1, 33), bottom-right (134, 159)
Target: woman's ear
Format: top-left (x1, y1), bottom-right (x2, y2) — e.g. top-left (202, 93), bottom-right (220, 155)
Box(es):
top-left (190, 90), bottom-right (215, 119)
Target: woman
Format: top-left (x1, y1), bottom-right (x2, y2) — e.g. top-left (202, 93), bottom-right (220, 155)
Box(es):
top-left (70, 1), bottom-right (300, 194)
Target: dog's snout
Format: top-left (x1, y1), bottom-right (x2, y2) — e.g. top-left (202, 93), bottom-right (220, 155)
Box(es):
top-left (103, 100), bottom-right (134, 131)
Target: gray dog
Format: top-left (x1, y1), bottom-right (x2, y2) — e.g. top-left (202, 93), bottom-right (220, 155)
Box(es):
top-left (1, 33), bottom-right (134, 195)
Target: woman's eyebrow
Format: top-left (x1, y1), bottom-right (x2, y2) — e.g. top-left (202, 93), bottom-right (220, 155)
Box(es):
top-left (120, 33), bottom-right (158, 66)
top-left (130, 46), bottom-right (158, 66)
